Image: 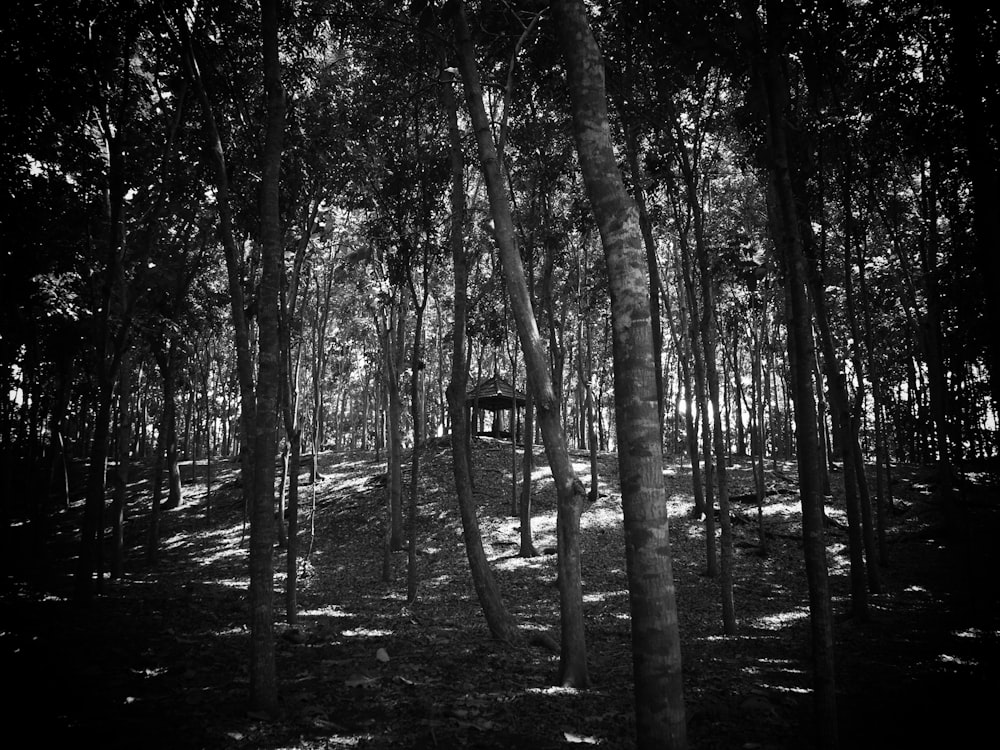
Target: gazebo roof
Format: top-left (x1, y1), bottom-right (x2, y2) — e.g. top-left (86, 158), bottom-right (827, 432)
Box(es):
top-left (466, 375), bottom-right (526, 411)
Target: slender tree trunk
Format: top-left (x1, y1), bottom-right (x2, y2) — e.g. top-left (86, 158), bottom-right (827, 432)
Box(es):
top-left (110, 348), bottom-right (132, 580)
top-left (751, 322), bottom-right (769, 556)
top-left (181, 14), bottom-right (257, 509)
top-left (247, 0), bottom-right (283, 714)
top-left (552, 1), bottom-right (687, 744)
top-left (663, 278), bottom-right (705, 518)
top-left (205, 346), bottom-right (213, 523)
top-left (386, 300), bottom-right (406, 550)
top-left (163, 375), bottom-right (183, 511)
top-left (842, 176), bottom-right (880, 592)
top-left (742, 2), bottom-right (838, 744)
top-left (442, 68), bottom-right (521, 642)
top-left (585, 318), bottom-right (600, 503)
top-left (286, 427), bottom-right (300, 624)
top-left (407, 295), bottom-right (427, 604)
top-left (454, 1), bottom-right (589, 686)
top-left (146, 413), bottom-right (167, 564)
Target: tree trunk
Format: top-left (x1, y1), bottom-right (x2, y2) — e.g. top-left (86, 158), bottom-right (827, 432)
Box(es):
top-left (407, 295), bottom-right (427, 604)
top-left (442, 68), bottom-right (521, 642)
top-left (741, 2), bottom-right (839, 744)
top-left (247, 0), bottom-right (283, 714)
top-left (181, 12), bottom-right (257, 511)
top-left (552, 0), bottom-right (687, 744)
top-left (286, 428), bottom-right (300, 624)
top-left (110, 347), bottom-right (132, 580)
top-left (163, 374), bottom-right (183, 511)
top-left (146, 412), bottom-right (167, 564)
top-left (454, 1), bottom-right (589, 687)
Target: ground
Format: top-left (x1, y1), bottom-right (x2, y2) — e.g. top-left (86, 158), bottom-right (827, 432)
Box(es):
top-left (2, 439), bottom-right (998, 749)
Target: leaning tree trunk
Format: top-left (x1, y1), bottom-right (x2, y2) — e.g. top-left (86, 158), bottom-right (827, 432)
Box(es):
top-left (442, 69), bottom-right (521, 642)
top-left (453, 0), bottom-right (589, 687)
top-left (552, 0), bottom-right (687, 745)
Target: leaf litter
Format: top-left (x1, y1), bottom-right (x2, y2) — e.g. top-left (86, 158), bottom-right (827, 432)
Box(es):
top-left (2, 440), bottom-right (997, 748)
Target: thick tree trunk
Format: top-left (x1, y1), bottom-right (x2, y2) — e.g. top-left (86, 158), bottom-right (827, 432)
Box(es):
top-left (552, 0), bottom-right (687, 745)
top-left (453, 1), bottom-right (588, 687)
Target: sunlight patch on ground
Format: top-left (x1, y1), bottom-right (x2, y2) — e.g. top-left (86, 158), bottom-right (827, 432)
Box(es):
top-left (750, 607), bottom-right (810, 630)
top-left (300, 604), bottom-right (353, 618)
top-left (564, 731), bottom-right (603, 744)
top-left (211, 577), bottom-right (246, 590)
top-left (327, 473), bottom-right (372, 493)
top-left (938, 653), bottom-right (977, 667)
top-left (425, 573), bottom-right (455, 588)
top-left (583, 590), bottom-right (627, 603)
top-left (341, 627), bottom-right (393, 638)
top-left (826, 544), bottom-right (850, 576)
top-left (162, 532), bottom-right (190, 551)
top-left (494, 555), bottom-right (551, 571)
top-left (132, 666), bottom-right (168, 678)
top-left (581, 503), bottom-right (621, 531)
top-left (761, 501), bottom-right (801, 517)
top-left (755, 658), bottom-right (806, 676)
top-left (762, 684), bottom-right (811, 695)
top-left (212, 625), bottom-right (247, 637)
top-left (195, 545), bottom-right (247, 566)
top-left (524, 686), bottom-right (587, 696)
top-left (953, 627), bottom-right (999, 639)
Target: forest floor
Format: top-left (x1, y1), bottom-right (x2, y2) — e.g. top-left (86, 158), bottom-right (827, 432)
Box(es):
top-left (2, 438), bottom-right (999, 749)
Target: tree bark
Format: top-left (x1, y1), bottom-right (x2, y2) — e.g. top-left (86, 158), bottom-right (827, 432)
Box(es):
top-left (110, 347), bottom-right (132, 580)
top-left (247, 0), bottom-right (283, 714)
top-left (453, 0), bottom-right (589, 687)
top-left (442, 68), bottom-right (521, 642)
top-left (552, 1), bottom-right (687, 745)
top-left (741, 1), bottom-right (839, 744)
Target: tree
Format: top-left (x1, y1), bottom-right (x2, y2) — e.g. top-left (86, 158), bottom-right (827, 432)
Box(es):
top-left (442, 64), bottom-right (521, 642)
top-left (451, 0), bottom-right (589, 688)
top-left (246, 0), bottom-right (284, 714)
top-left (738, 1), bottom-right (838, 745)
top-left (552, 0), bottom-right (687, 745)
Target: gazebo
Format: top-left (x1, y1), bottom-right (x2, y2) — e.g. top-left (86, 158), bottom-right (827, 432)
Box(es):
top-left (465, 374), bottom-right (526, 440)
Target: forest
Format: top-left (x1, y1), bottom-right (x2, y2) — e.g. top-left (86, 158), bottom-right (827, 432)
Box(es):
top-left (1, 1), bottom-right (998, 748)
